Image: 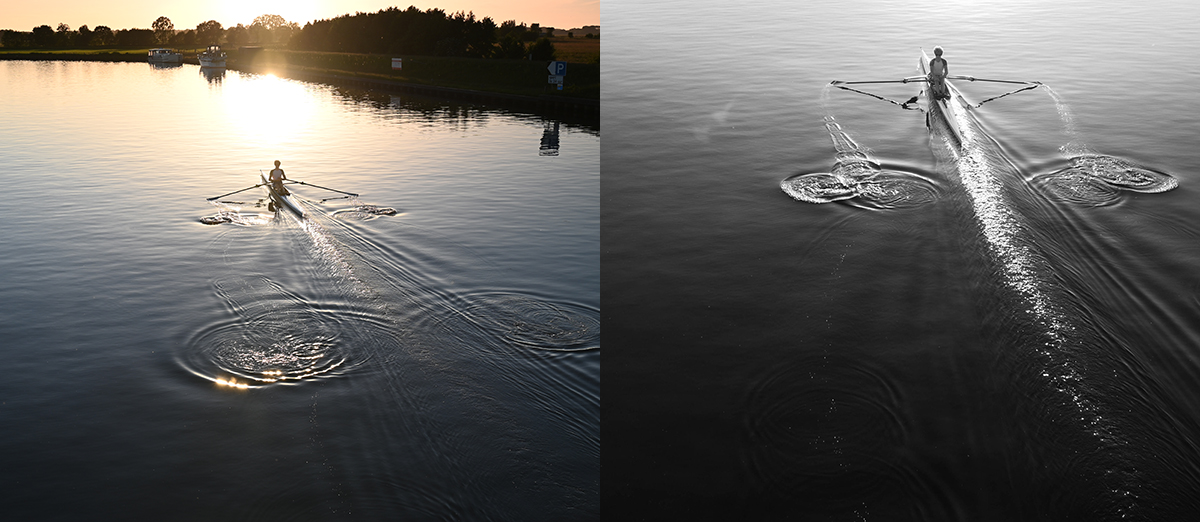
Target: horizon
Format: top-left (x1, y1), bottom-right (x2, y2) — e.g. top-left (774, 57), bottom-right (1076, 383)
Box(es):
top-left (0, 1), bottom-right (598, 34)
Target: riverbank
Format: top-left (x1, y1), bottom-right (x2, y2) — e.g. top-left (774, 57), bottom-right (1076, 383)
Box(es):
top-left (0, 45), bottom-right (598, 118)
top-left (236, 49), bottom-right (597, 117)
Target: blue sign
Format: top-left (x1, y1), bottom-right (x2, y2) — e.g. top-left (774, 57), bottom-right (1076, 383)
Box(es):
top-left (547, 61), bottom-right (567, 76)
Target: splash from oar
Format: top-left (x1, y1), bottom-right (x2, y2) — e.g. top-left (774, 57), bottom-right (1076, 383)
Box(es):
top-left (1034, 86), bottom-right (1177, 204)
top-left (782, 88), bottom-right (939, 209)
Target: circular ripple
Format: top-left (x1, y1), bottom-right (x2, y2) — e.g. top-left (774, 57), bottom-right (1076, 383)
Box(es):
top-left (850, 171), bottom-right (941, 210)
top-left (740, 354), bottom-right (906, 497)
top-left (182, 318), bottom-right (371, 388)
top-left (782, 170), bottom-right (941, 209)
top-left (332, 205), bottom-right (401, 221)
top-left (1073, 154), bottom-right (1178, 193)
top-left (1033, 167), bottom-right (1121, 206)
top-left (448, 293), bottom-right (599, 352)
top-left (780, 173), bottom-right (858, 203)
top-left (181, 275), bottom-right (385, 388)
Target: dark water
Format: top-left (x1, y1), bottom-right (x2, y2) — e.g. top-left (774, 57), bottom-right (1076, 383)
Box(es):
top-left (604, 0), bottom-right (1200, 519)
top-left (0, 61), bottom-right (598, 519)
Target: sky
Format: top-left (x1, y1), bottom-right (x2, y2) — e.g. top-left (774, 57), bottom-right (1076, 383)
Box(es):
top-left (0, 0), bottom-right (598, 33)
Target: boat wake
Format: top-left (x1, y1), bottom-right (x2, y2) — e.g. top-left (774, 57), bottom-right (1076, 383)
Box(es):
top-left (772, 73), bottom-right (1184, 518)
top-left (423, 291), bottom-right (600, 354)
top-left (184, 198), bottom-right (403, 388)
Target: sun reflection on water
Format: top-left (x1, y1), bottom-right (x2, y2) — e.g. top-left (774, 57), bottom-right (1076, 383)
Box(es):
top-left (221, 73), bottom-right (318, 148)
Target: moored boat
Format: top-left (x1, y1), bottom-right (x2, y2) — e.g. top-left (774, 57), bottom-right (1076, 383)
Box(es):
top-left (261, 173), bottom-right (306, 217)
top-left (147, 48), bottom-right (182, 64)
top-left (198, 45), bottom-right (227, 68)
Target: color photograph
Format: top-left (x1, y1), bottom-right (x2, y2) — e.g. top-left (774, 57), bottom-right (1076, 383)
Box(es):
top-left (1, 1), bottom-right (597, 519)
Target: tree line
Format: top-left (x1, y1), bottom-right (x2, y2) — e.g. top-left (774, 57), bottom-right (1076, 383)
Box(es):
top-left (0, 15), bottom-right (300, 50)
top-left (289, 6), bottom-right (555, 60)
top-left (1, 6), bottom-right (561, 60)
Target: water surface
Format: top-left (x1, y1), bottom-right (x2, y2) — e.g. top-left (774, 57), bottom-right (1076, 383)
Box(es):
top-left (0, 60), bottom-right (598, 519)
top-left (603, 0), bottom-right (1200, 519)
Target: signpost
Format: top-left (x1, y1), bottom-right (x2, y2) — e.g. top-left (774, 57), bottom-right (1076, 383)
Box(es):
top-left (547, 61), bottom-right (566, 91)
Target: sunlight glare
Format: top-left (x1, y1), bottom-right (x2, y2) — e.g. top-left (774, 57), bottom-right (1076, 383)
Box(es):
top-left (222, 74), bottom-right (316, 148)
top-left (215, 377), bottom-right (251, 389)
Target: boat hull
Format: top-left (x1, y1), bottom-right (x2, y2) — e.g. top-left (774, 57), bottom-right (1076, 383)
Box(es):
top-left (261, 174), bottom-right (305, 217)
top-left (919, 50), bottom-right (964, 145)
top-left (198, 46), bottom-right (227, 68)
top-left (147, 49), bottom-right (182, 64)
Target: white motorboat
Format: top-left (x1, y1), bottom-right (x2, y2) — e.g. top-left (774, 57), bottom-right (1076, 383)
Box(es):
top-left (147, 48), bottom-right (182, 64)
top-left (198, 45), bottom-right (227, 68)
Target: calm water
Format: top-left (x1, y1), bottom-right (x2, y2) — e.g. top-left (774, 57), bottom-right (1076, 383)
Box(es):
top-left (0, 61), bottom-right (598, 519)
top-left (604, 0), bottom-right (1200, 519)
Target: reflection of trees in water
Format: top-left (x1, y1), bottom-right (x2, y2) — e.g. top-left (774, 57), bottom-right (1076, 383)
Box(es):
top-left (323, 85), bottom-right (600, 136)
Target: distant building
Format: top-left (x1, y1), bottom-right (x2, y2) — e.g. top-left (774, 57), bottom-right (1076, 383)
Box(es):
top-left (551, 25), bottom-right (600, 37)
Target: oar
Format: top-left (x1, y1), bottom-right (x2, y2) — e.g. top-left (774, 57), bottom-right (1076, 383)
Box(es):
top-left (831, 76), bottom-right (928, 85)
top-left (951, 76), bottom-right (1041, 85)
top-left (831, 83), bottom-right (925, 111)
top-left (284, 180), bottom-right (359, 197)
top-left (207, 183), bottom-right (265, 200)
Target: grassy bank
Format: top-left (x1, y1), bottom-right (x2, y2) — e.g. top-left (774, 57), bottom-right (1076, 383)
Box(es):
top-left (1, 44), bottom-right (598, 100)
top-left (240, 49), bottom-right (598, 99)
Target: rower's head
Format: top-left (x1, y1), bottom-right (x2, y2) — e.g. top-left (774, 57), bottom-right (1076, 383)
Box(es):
top-left (274, 160), bottom-right (281, 167)
top-left (934, 46), bottom-right (944, 56)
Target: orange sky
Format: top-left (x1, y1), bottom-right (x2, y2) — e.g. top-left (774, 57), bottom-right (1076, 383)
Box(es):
top-left (0, 0), bottom-right (598, 32)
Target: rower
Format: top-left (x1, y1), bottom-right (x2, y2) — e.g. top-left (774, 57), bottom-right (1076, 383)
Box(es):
top-left (269, 160), bottom-right (289, 195)
top-left (928, 46), bottom-right (949, 101)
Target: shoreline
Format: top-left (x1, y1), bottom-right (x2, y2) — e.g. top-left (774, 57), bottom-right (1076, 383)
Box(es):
top-left (231, 62), bottom-right (599, 120)
top-left (0, 51), bottom-right (598, 120)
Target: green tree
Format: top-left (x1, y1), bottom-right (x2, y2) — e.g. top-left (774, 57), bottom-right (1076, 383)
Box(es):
top-left (196, 20), bottom-right (223, 45)
top-left (226, 24), bottom-right (248, 46)
top-left (91, 26), bottom-right (115, 46)
top-left (153, 16), bottom-right (174, 45)
top-left (251, 14), bottom-right (299, 44)
top-left (498, 20), bottom-right (526, 39)
top-left (169, 29), bottom-right (195, 48)
top-left (31, 25), bottom-right (54, 48)
top-left (116, 28), bottom-right (155, 47)
top-left (252, 14), bottom-right (288, 30)
top-left (55, 23), bottom-right (73, 48)
top-left (496, 34), bottom-right (526, 59)
top-left (528, 37), bottom-right (556, 61)
top-left (1, 30), bottom-right (32, 49)
top-left (76, 25), bottom-right (92, 47)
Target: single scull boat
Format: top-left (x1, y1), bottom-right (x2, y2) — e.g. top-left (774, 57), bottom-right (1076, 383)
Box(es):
top-left (829, 51), bottom-right (1041, 147)
top-left (261, 173), bottom-right (306, 217)
top-left (918, 49), bottom-right (965, 145)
